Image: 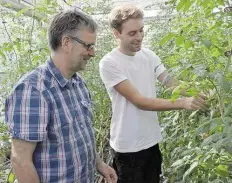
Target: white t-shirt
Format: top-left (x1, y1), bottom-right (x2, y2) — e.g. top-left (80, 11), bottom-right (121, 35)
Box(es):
top-left (99, 47), bottom-right (166, 153)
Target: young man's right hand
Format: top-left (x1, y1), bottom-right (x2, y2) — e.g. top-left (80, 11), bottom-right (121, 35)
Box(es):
top-left (182, 95), bottom-right (207, 111)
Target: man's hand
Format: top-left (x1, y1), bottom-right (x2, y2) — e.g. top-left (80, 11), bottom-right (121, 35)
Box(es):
top-left (97, 161), bottom-right (117, 183)
top-left (182, 95), bottom-right (207, 111)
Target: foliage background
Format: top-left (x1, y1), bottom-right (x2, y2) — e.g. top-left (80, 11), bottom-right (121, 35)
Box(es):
top-left (0, 0), bottom-right (231, 182)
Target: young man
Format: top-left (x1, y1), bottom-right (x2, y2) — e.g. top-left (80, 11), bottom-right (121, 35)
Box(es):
top-left (5, 9), bottom-right (117, 183)
top-left (99, 4), bottom-right (206, 183)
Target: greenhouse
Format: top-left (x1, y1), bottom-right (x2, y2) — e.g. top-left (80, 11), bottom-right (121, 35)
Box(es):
top-left (0, 0), bottom-right (232, 182)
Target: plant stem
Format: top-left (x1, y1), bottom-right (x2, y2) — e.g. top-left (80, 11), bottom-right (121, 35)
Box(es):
top-left (207, 78), bottom-right (224, 117)
top-left (1, 20), bottom-right (19, 69)
top-left (28, 7), bottom-right (36, 66)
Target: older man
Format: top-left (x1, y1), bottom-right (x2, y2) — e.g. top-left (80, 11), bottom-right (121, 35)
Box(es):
top-left (5, 8), bottom-right (117, 183)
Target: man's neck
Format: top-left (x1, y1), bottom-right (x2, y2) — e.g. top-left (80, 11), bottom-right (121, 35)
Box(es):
top-left (118, 46), bottom-right (136, 56)
top-left (51, 52), bottom-right (74, 79)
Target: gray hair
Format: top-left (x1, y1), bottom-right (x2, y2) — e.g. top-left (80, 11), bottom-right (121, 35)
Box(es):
top-left (48, 8), bottom-right (98, 51)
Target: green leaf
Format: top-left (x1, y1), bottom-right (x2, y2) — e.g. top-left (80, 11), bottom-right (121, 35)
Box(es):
top-left (224, 104), bottom-right (232, 117)
top-left (159, 33), bottom-right (175, 46)
top-left (183, 162), bottom-right (198, 180)
top-left (189, 110), bottom-right (198, 118)
top-left (202, 39), bottom-right (212, 49)
top-left (0, 50), bottom-right (6, 60)
top-left (184, 40), bottom-right (194, 49)
top-left (183, 0), bottom-right (194, 12)
top-left (7, 169), bottom-right (15, 183)
top-left (186, 88), bottom-right (199, 97)
top-left (211, 47), bottom-right (221, 57)
top-left (171, 86), bottom-right (181, 102)
top-left (204, 158), bottom-right (215, 169)
top-left (201, 0), bottom-right (208, 8)
top-left (175, 36), bottom-right (185, 46)
top-left (216, 165), bottom-right (229, 177)
top-left (209, 118), bottom-right (223, 131)
top-left (46, 0), bottom-right (52, 4)
top-left (222, 41), bottom-right (229, 47)
top-left (196, 121), bottom-right (210, 135)
top-left (202, 133), bottom-right (225, 146)
top-left (217, 0), bottom-right (225, 6)
top-left (176, 0), bottom-right (186, 11)
top-left (15, 41), bottom-right (21, 52)
top-left (210, 21), bottom-right (223, 30)
top-left (215, 73), bottom-right (231, 92)
top-left (16, 7), bottom-right (30, 17)
top-left (5, 44), bottom-right (13, 52)
top-left (172, 159), bottom-right (185, 167)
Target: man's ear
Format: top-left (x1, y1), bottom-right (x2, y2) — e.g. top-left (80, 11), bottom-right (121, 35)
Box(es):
top-left (61, 36), bottom-right (71, 52)
top-left (113, 28), bottom-right (121, 39)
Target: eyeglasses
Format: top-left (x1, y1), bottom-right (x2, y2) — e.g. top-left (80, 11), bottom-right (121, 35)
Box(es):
top-left (70, 36), bottom-right (95, 51)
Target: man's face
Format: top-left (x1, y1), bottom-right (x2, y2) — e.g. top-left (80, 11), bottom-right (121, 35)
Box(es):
top-left (67, 29), bottom-right (96, 72)
top-left (115, 18), bottom-right (144, 54)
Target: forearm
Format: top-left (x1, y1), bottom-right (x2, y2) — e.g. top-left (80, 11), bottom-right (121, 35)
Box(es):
top-left (113, 79), bottom-right (204, 112)
top-left (12, 158), bottom-right (40, 183)
top-left (136, 96), bottom-right (185, 111)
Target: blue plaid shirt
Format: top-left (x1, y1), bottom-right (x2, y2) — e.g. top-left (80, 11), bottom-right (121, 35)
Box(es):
top-left (5, 60), bottom-right (96, 183)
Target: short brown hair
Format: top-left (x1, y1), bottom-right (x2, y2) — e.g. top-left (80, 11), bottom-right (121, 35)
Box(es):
top-left (48, 8), bottom-right (97, 51)
top-left (109, 4), bottom-right (144, 32)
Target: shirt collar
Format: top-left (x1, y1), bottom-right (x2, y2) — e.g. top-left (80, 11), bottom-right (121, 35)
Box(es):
top-left (47, 59), bottom-right (79, 87)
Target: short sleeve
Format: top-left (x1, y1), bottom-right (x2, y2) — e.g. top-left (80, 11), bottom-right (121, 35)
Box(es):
top-left (99, 60), bottom-right (127, 88)
top-left (146, 49), bottom-right (166, 78)
top-left (5, 83), bottom-right (49, 142)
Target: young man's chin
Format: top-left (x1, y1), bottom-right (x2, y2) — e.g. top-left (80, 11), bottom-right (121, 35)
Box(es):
top-left (134, 47), bottom-right (141, 52)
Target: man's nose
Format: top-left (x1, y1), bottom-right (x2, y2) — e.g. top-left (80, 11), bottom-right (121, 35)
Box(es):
top-left (137, 32), bottom-right (144, 41)
top-left (88, 48), bottom-right (95, 57)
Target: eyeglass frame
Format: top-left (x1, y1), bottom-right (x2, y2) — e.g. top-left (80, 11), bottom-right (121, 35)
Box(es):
top-left (69, 36), bottom-right (95, 51)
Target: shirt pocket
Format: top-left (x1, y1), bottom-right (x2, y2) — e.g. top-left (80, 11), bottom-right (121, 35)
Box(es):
top-left (49, 108), bottom-right (79, 145)
top-left (79, 100), bottom-right (93, 124)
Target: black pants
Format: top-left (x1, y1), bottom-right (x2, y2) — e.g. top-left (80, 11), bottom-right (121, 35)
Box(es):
top-left (112, 144), bottom-right (162, 183)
